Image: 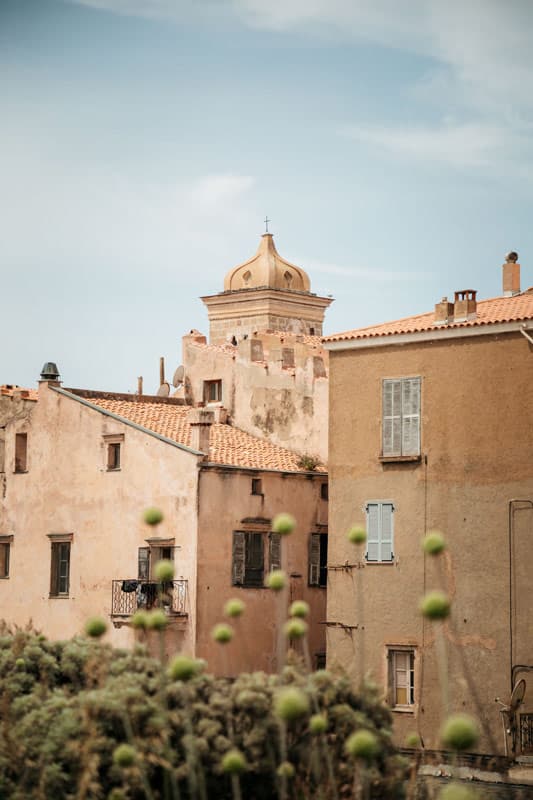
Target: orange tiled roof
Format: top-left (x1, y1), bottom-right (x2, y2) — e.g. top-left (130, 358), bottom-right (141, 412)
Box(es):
top-left (324, 290), bottom-right (533, 343)
top-left (80, 394), bottom-right (325, 473)
top-left (0, 385), bottom-right (38, 401)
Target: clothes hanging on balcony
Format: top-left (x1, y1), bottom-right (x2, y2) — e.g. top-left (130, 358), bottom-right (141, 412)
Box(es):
top-left (139, 582), bottom-right (158, 607)
top-left (121, 580), bottom-right (139, 593)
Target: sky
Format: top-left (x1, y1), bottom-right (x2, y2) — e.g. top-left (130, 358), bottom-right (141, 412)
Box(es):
top-left (2, 0), bottom-right (533, 392)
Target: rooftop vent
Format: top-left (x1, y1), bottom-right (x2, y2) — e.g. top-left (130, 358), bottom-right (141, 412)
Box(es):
top-left (40, 362), bottom-right (60, 381)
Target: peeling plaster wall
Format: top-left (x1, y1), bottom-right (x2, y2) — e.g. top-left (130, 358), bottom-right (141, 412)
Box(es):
top-left (327, 331), bottom-right (533, 755)
top-left (0, 382), bottom-right (200, 655)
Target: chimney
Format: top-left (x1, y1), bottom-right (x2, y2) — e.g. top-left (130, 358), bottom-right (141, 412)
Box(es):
top-left (137, 376), bottom-right (143, 396)
top-left (503, 251), bottom-right (521, 296)
top-left (188, 408), bottom-right (214, 458)
top-left (434, 296), bottom-right (454, 326)
top-left (39, 361), bottom-right (61, 384)
top-left (453, 290), bottom-right (477, 322)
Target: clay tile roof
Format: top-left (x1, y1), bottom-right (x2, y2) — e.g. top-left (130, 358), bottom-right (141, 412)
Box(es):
top-left (0, 385), bottom-right (38, 401)
top-left (82, 395), bottom-right (326, 473)
top-left (324, 291), bottom-right (533, 343)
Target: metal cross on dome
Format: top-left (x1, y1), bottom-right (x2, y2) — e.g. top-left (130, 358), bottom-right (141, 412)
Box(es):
top-left (264, 216), bottom-right (270, 233)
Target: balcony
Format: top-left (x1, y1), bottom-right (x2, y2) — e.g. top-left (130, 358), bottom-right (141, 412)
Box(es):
top-left (111, 579), bottom-right (188, 626)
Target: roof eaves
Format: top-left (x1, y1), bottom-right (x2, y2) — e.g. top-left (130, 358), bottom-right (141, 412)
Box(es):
top-left (51, 386), bottom-right (204, 456)
top-left (201, 461), bottom-right (327, 476)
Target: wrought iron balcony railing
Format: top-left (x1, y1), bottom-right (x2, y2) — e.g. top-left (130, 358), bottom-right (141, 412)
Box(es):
top-left (111, 579), bottom-right (188, 618)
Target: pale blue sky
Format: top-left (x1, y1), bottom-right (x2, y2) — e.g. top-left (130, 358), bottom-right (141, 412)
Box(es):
top-left (2, 0), bottom-right (533, 391)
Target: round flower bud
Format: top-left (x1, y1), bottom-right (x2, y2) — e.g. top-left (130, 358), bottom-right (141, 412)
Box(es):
top-left (440, 714), bottom-right (479, 751)
top-left (113, 743), bottom-right (137, 768)
top-left (154, 559), bottom-right (174, 583)
top-left (15, 658), bottom-right (25, 670)
top-left (289, 600), bottom-right (309, 618)
top-left (437, 783), bottom-right (479, 800)
top-left (221, 749), bottom-right (246, 774)
top-left (345, 730), bottom-right (380, 760)
top-left (309, 714), bottom-right (328, 735)
top-left (277, 761), bottom-right (295, 779)
top-left (224, 598), bottom-right (246, 618)
top-left (107, 789), bottom-right (126, 800)
top-left (266, 570), bottom-right (287, 591)
top-left (419, 590), bottom-right (451, 620)
top-left (347, 525), bottom-right (367, 545)
top-left (146, 610), bottom-right (168, 630)
top-left (168, 654), bottom-right (199, 682)
top-left (131, 610), bottom-right (149, 630)
top-left (283, 618), bottom-right (308, 639)
top-left (423, 531), bottom-right (446, 556)
top-left (405, 732), bottom-right (421, 748)
top-left (212, 623), bottom-right (234, 644)
top-left (85, 616), bottom-right (107, 638)
top-left (274, 687), bottom-right (310, 721)
top-left (272, 513), bottom-right (296, 536)
top-left (143, 507), bottom-right (164, 526)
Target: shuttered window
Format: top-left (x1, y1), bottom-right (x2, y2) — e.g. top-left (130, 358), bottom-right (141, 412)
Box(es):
top-left (366, 502), bottom-right (394, 562)
top-left (382, 377), bottom-right (421, 457)
top-left (269, 532), bottom-right (281, 572)
top-left (309, 533), bottom-right (328, 587)
top-left (232, 531), bottom-right (265, 587)
top-left (138, 547), bottom-right (150, 580)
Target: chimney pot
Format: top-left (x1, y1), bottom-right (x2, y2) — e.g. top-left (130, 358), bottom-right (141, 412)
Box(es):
top-left (434, 297), bottom-right (454, 326)
top-left (453, 290), bottom-right (477, 322)
top-left (503, 252), bottom-right (521, 296)
top-left (39, 362), bottom-right (61, 382)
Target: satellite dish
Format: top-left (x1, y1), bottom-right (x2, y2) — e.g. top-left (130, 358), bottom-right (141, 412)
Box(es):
top-left (172, 365), bottom-right (185, 388)
top-left (510, 679), bottom-right (526, 712)
top-left (157, 382), bottom-right (170, 397)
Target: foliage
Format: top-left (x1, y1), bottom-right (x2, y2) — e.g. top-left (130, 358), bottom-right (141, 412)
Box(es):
top-left (0, 627), bottom-right (407, 799)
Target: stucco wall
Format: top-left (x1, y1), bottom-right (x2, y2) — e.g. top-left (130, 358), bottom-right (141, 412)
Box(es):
top-left (195, 467), bottom-right (328, 674)
top-left (0, 383), bottom-right (200, 654)
top-left (327, 331), bottom-right (533, 754)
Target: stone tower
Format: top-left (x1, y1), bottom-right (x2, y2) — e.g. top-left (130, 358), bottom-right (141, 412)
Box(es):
top-left (201, 233), bottom-right (333, 344)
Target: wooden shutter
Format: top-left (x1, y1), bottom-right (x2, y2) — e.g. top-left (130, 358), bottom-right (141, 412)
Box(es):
top-left (138, 547), bottom-right (150, 580)
top-left (382, 380), bottom-right (401, 456)
top-left (269, 532), bottom-right (281, 572)
top-left (245, 532), bottom-right (264, 586)
top-left (232, 531), bottom-right (245, 586)
top-left (380, 503), bottom-right (394, 561)
top-left (309, 534), bottom-right (321, 585)
top-left (366, 504), bottom-right (380, 561)
top-left (401, 378), bottom-right (420, 456)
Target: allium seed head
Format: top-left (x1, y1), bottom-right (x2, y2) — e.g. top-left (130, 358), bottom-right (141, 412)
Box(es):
top-left (131, 610), bottom-right (149, 630)
top-left (272, 513), bottom-right (296, 536)
top-left (283, 618), bottom-right (308, 639)
top-left (345, 730), bottom-right (380, 760)
top-left (221, 749), bottom-right (246, 774)
top-left (154, 559), bottom-right (174, 582)
top-left (113, 744), bottom-right (136, 768)
top-left (146, 610), bottom-right (168, 630)
top-left (15, 658), bottom-right (25, 670)
top-left (274, 687), bottom-right (310, 721)
top-left (224, 598), bottom-right (246, 618)
top-left (143, 507), bottom-right (164, 526)
top-left (419, 590), bottom-right (451, 620)
top-left (405, 732), bottom-right (421, 748)
top-left (440, 714), bottom-right (479, 751)
top-left (423, 531), bottom-right (446, 556)
top-left (85, 616), bottom-right (107, 638)
top-left (212, 623), bottom-right (234, 644)
top-left (289, 600), bottom-right (309, 618)
top-left (437, 783), bottom-right (479, 800)
top-left (168, 654), bottom-right (199, 682)
top-left (277, 761), bottom-right (295, 779)
top-left (347, 525), bottom-right (367, 545)
top-left (266, 570), bottom-right (287, 591)
top-left (310, 714), bottom-right (328, 734)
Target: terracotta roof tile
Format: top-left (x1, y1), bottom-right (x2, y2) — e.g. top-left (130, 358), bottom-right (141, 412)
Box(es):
top-left (324, 291), bottom-right (533, 343)
top-left (0, 385), bottom-right (38, 401)
top-left (82, 395), bottom-right (326, 473)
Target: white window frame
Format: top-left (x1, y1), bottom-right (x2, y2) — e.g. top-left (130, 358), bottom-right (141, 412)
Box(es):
top-left (388, 647), bottom-right (415, 710)
top-left (382, 377), bottom-right (421, 457)
top-left (365, 501), bottom-right (394, 562)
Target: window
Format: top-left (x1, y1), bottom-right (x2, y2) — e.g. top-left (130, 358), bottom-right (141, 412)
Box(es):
top-left (204, 380), bottom-right (222, 404)
top-left (138, 544), bottom-right (177, 580)
top-left (251, 478), bottom-right (263, 496)
top-left (0, 542), bottom-right (10, 578)
top-left (50, 542), bottom-right (71, 596)
top-left (14, 433), bottom-right (27, 472)
top-left (320, 483), bottom-right (329, 501)
top-left (382, 377), bottom-right (421, 457)
top-left (366, 502), bottom-right (394, 562)
top-left (232, 531), bottom-right (280, 587)
top-left (389, 648), bottom-right (415, 708)
top-left (107, 442), bottom-right (121, 470)
top-left (309, 533), bottom-right (328, 587)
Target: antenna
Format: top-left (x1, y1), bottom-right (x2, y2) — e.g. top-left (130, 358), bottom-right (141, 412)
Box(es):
top-left (510, 678), bottom-right (526, 713)
top-left (172, 365), bottom-right (185, 388)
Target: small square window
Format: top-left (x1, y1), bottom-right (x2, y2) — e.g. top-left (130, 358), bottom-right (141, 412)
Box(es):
top-left (107, 442), bottom-right (121, 470)
top-left (204, 380), bottom-right (222, 404)
top-left (14, 433), bottom-right (27, 473)
top-left (251, 478), bottom-right (263, 496)
top-left (320, 483), bottom-right (328, 501)
top-left (0, 543), bottom-right (10, 578)
top-left (388, 648), bottom-right (415, 708)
